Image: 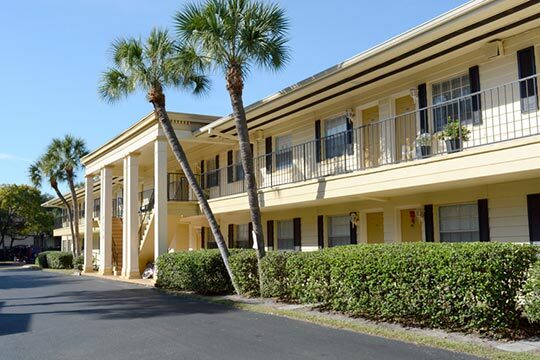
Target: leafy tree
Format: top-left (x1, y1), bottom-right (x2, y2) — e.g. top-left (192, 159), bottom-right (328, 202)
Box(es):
top-left (99, 28), bottom-right (240, 294)
top-left (0, 185), bottom-right (53, 249)
top-left (48, 135), bottom-right (89, 256)
top-left (174, 0), bottom-right (290, 264)
top-left (29, 156), bottom-right (76, 253)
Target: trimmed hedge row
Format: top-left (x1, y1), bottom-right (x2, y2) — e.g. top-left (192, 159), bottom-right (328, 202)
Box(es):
top-left (156, 243), bottom-right (538, 335)
top-left (260, 243), bottom-right (538, 335)
top-left (35, 251), bottom-right (74, 269)
top-left (523, 261), bottom-right (540, 323)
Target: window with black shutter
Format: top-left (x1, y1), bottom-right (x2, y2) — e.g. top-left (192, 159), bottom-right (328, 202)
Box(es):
top-left (517, 46), bottom-right (538, 112)
top-left (265, 137), bottom-right (273, 173)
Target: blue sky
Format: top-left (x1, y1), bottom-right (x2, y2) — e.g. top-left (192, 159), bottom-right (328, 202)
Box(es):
top-left (0, 0), bottom-right (466, 195)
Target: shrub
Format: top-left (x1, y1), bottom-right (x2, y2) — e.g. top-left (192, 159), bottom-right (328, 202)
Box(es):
top-left (523, 261), bottom-right (540, 323)
top-left (45, 251), bottom-right (73, 269)
top-left (73, 255), bottom-right (84, 271)
top-left (229, 250), bottom-right (260, 296)
top-left (260, 251), bottom-right (293, 298)
top-left (156, 250), bottom-right (233, 295)
top-left (262, 243), bottom-right (538, 336)
top-left (35, 252), bottom-right (49, 268)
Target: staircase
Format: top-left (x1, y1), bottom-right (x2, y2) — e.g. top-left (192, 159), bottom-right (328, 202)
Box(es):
top-left (111, 217), bottom-right (123, 274)
top-left (138, 211), bottom-right (155, 272)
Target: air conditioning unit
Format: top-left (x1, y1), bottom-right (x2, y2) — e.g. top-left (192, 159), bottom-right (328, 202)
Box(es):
top-left (484, 40), bottom-right (504, 60)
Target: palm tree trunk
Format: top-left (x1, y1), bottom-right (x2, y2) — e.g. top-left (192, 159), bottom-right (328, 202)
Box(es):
top-left (66, 172), bottom-right (81, 257)
top-left (228, 91), bottom-right (266, 259)
top-left (151, 100), bottom-right (241, 295)
top-left (51, 183), bottom-right (76, 255)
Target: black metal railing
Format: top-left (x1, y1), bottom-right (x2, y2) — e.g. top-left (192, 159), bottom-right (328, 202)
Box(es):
top-left (167, 173), bottom-right (192, 201)
top-left (201, 75), bottom-right (540, 199)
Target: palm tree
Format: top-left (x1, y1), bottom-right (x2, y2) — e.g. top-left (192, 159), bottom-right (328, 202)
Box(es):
top-left (98, 28), bottom-right (240, 294)
top-left (29, 156), bottom-right (77, 254)
top-left (174, 0), bottom-right (290, 262)
top-left (48, 135), bottom-right (89, 257)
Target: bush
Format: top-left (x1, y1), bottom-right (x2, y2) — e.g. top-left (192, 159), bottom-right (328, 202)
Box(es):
top-left (523, 261), bottom-right (540, 323)
top-left (35, 251), bottom-right (73, 269)
top-left (229, 250), bottom-right (260, 296)
top-left (156, 250), bottom-right (233, 295)
top-left (73, 255), bottom-right (84, 271)
top-left (260, 251), bottom-right (293, 298)
top-left (261, 243), bottom-right (538, 336)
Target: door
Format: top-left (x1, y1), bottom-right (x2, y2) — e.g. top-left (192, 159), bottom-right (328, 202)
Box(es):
top-left (400, 209), bottom-right (422, 242)
top-left (528, 194), bottom-right (540, 244)
top-left (366, 212), bottom-right (384, 244)
top-left (362, 106), bottom-right (380, 167)
top-left (395, 96), bottom-right (417, 162)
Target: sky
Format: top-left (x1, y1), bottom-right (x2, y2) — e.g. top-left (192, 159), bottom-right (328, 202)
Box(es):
top-left (0, 0), bottom-right (467, 195)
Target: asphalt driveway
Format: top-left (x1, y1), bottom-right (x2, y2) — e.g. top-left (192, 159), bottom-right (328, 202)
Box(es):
top-left (0, 268), bottom-right (479, 360)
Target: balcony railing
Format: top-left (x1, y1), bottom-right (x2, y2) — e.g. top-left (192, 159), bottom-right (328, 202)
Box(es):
top-left (201, 75), bottom-right (540, 199)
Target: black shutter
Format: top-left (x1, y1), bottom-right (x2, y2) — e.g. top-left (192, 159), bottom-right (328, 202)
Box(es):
top-left (227, 150), bottom-right (233, 183)
top-left (469, 66), bottom-right (482, 124)
top-left (517, 47), bottom-right (538, 112)
top-left (317, 215), bottom-right (324, 249)
top-left (248, 222), bottom-right (253, 248)
top-left (424, 204), bottom-right (434, 242)
top-left (346, 116), bottom-right (354, 155)
top-left (215, 155), bottom-right (219, 170)
top-left (477, 199), bottom-right (490, 242)
top-left (350, 217), bottom-right (358, 245)
top-left (293, 218), bottom-right (301, 250)
top-left (200, 160), bottom-right (205, 189)
top-left (267, 220), bottom-right (274, 250)
top-left (201, 227), bottom-right (206, 249)
top-left (527, 194), bottom-right (540, 243)
top-left (418, 83), bottom-right (428, 133)
top-left (228, 224), bottom-right (234, 248)
top-left (315, 120), bottom-right (322, 162)
top-left (265, 137), bottom-right (272, 173)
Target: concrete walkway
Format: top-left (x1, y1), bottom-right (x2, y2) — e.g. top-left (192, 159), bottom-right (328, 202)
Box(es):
top-left (0, 268), bottom-right (478, 360)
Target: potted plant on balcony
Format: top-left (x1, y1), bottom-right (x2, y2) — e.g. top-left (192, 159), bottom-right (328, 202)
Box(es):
top-left (415, 133), bottom-right (432, 158)
top-left (438, 118), bottom-right (470, 153)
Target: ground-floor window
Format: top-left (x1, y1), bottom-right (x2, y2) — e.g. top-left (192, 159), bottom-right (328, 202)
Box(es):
top-left (277, 220), bottom-right (294, 250)
top-left (205, 227), bottom-right (217, 249)
top-left (439, 203), bottom-right (479, 242)
top-left (235, 224), bottom-right (250, 249)
top-left (328, 215), bottom-right (350, 247)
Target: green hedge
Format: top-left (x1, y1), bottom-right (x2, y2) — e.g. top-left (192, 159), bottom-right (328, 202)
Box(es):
top-left (261, 243), bottom-right (538, 336)
top-left (229, 250), bottom-right (260, 296)
top-left (523, 261), bottom-right (540, 323)
top-left (156, 250), bottom-right (234, 295)
top-left (35, 251), bottom-right (73, 269)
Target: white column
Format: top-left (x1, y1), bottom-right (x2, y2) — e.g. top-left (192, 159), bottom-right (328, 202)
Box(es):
top-left (154, 139), bottom-right (168, 262)
top-left (188, 224), bottom-right (195, 251)
top-left (121, 158), bottom-right (129, 277)
top-left (83, 175), bottom-right (94, 273)
top-left (126, 153), bottom-right (140, 278)
top-left (100, 166), bottom-right (113, 275)
top-left (383, 205), bottom-right (397, 244)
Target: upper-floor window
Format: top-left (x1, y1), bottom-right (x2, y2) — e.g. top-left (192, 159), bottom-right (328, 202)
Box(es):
top-left (325, 115), bottom-right (348, 158)
top-left (275, 134), bottom-right (292, 170)
top-left (432, 74), bottom-right (472, 132)
top-left (277, 220), bottom-right (294, 251)
top-left (327, 215), bottom-right (350, 247)
top-left (517, 46), bottom-right (538, 113)
top-left (234, 150), bottom-right (245, 182)
top-left (439, 203), bottom-right (479, 242)
top-left (206, 158), bottom-right (219, 188)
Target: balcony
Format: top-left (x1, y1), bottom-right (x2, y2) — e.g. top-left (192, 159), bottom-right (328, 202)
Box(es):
top-left (201, 75), bottom-right (540, 199)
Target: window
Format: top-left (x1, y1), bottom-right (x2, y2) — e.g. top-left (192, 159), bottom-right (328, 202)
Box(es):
top-left (234, 150), bottom-right (244, 181)
top-left (235, 224), bottom-right (250, 249)
top-left (275, 135), bottom-right (293, 169)
top-left (328, 215), bottom-right (350, 247)
top-left (205, 227), bottom-right (217, 249)
top-left (324, 115), bottom-right (348, 158)
top-left (517, 47), bottom-right (538, 113)
top-left (432, 74), bottom-right (473, 131)
top-left (206, 158), bottom-right (219, 188)
top-left (439, 204), bottom-right (479, 243)
top-left (277, 220), bottom-right (294, 251)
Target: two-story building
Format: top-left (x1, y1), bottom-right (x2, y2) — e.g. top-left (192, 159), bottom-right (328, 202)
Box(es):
top-left (44, 0), bottom-right (540, 278)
